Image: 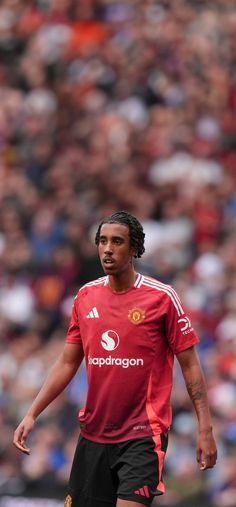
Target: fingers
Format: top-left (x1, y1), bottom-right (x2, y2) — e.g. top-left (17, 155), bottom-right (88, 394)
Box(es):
top-left (14, 441), bottom-right (31, 455)
top-left (197, 448), bottom-right (202, 465)
top-left (197, 449), bottom-right (217, 471)
top-left (13, 426), bottom-right (31, 455)
top-left (204, 451), bottom-right (217, 470)
top-left (200, 459), bottom-right (214, 470)
top-left (197, 452), bottom-right (208, 470)
top-left (200, 460), bottom-right (206, 471)
top-left (13, 415), bottom-right (35, 454)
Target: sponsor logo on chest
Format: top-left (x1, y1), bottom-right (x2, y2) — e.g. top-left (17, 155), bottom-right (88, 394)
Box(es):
top-left (88, 329), bottom-right (144, 368)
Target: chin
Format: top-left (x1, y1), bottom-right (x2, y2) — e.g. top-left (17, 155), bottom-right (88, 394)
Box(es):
top-left (103, 264), bottom-right (117, 275)
top-left (102, 264), bottom-right (112, 273)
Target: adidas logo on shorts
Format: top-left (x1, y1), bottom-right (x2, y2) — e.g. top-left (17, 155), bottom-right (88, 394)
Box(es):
top-left (134, 485), bottom-right (150, 498)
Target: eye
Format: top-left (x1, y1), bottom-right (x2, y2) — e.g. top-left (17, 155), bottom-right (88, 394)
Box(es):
top-left (99, 238), bottom-right (107, 245)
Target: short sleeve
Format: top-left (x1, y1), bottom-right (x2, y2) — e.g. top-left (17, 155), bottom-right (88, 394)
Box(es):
top-left (164, 287), bottom-right (200, 354)
top-left (66, 295), bottom-right (82, 344)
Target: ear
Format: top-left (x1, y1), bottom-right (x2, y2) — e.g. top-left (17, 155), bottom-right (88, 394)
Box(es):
top-left (130, 247), bottom-right (137, 258)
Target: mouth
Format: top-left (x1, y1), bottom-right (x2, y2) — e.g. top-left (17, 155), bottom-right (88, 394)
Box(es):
top-left (103, 258), bottom-right (115, 266)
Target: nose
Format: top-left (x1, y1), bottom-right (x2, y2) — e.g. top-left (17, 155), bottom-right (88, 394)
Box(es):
top-left (104, 241), bottom-right (113, 254)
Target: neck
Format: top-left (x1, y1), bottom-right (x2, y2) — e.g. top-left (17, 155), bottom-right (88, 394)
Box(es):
top-left (108, 270), bottom-right (138, 293)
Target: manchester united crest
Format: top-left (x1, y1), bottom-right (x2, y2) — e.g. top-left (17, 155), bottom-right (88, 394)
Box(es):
top-left (65, 495), bottom-right (72, 507)
top-left (128, 307), bottom-right (145, 324)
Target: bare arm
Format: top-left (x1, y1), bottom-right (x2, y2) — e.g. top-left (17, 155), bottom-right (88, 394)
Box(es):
top-left (176, 346), bottom-right (217, 470)
top-left (13, 342), bottom-right (84, 454)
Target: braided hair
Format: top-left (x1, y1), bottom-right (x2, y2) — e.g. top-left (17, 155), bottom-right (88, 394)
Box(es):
top-left (95, 211), bottom-right (145, 258)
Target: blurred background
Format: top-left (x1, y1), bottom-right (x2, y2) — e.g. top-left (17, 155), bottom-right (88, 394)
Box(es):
top-left (0, 0), bottom-right (236, 506)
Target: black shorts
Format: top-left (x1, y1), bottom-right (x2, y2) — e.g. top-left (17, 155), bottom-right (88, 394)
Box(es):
top-left (65, 434), bottom-right (168, 507)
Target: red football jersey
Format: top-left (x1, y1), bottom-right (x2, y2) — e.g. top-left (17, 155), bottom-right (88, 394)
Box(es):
top-left (66, 273), bottom-right (199, 443)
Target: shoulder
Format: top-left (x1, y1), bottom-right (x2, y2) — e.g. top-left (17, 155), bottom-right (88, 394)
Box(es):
top-left (140, 275), bottom-right (177, 296)
top-left (72, 276), bottom-right (107, 308)
top-left (78, 276), bottom-right (108, 295)
top-left (140, 275), bottom-right (182, 307)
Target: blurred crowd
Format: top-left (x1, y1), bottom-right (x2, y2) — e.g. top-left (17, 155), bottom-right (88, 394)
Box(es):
top-left (0, 0), bottom-right (236, 505)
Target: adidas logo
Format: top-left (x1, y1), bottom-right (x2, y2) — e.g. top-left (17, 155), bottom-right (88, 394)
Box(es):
top-left (86, 307), bottom-right (99, 319)
top-left (134, 485), bottom-right (150, 498)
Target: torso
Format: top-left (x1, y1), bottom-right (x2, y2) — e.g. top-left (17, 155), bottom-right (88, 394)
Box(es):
top-left (66, 274), bottom-right (199, 443)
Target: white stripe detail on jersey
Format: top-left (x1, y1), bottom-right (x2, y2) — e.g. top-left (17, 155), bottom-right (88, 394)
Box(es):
top-left (141, 277), bottom-right (184, 317)
top-left (143, 277), bottom-right (184, 310)
top-left (136, 274), bottom-right (144, 288)
top-left (154, 279), bottom-right (184, 309)
top-left (134, 273), bottom-right (142, 287)
top-left (80, 277), bottom-right (107, 291)
top-left (105, 274), bottom-right (142, 288)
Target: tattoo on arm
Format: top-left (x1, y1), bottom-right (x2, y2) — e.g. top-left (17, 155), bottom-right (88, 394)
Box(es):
top-left (186, 380), bottom-right (204, 401)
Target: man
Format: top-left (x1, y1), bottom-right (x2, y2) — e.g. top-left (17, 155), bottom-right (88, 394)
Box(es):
top-left (14, 211), bottom-right (217, 507)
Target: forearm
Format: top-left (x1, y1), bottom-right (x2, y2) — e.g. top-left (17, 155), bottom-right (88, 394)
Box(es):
top-left (177, 346), bottom-right (217, 469)
top-left (181, 362), bottom-right (212, 430)
top-left (26, 355), bottom-right (79, 419)
top-left (14, 343), bottom-right (84, 454)
top-left (177, 348), bottom-right (213, 430)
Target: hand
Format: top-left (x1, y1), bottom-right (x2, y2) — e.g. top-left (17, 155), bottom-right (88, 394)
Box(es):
top-left (197, 427), bottom-right (217, 471)
top-left (13, 415), bottom-right (36, 455)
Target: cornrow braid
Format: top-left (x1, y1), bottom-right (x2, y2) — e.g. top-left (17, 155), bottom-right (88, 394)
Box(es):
top-left (95, 211), bottom-right (145, 258)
